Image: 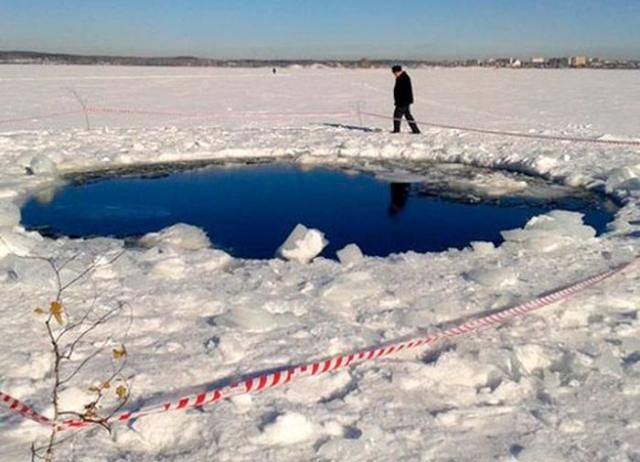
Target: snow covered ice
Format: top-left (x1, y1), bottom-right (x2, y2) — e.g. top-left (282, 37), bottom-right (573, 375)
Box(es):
top-left (501, 210), bottom-right (598, 252)
top-left (0, 66), bottom-right (640, 461)
top-left (139, 223), bottom-right (212, 251)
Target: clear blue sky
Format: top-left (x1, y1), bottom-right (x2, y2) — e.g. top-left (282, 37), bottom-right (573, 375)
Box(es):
top-left (1, 0), bottom-right (639, 59)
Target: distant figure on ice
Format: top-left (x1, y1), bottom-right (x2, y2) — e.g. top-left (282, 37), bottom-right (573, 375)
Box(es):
top-left (391, 65), bottom-right (421, 134)
top-left (272, 68), bottom-right (277, 75)
top-left (388, 182), bottom-right (410, 216)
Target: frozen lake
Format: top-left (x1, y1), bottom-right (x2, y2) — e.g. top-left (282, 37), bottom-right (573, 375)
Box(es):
top-left (1, 65), bottom-right (639, 462)
top-left (21, 163), bottom-right (613, 258)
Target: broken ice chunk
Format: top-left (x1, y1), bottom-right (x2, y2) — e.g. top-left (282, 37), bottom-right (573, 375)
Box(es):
top-left (501, 210), bottom-right (596, 252)
top-left (0, 203), bottom-right (21, 228)
top-left (140, 223), bottom-right (211, 251)
top-left (336, 243), bottom-right (364, 266)
top-left (29, 154), bottom-right (58, 176)
top-left (605, 164), bottom-right (640, 194)
top-left (464, 266), bottom-right (517, 288)
top-left (276, 223), bottom-right (327, 263)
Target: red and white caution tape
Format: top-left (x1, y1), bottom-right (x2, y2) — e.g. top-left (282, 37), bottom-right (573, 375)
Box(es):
top-left (0, 110), bottom-right (81, 125)
top-left (3, 106), bottom-right (638, 149)
top-left (361, 111), bottom-right (640, 147)
top-left (87, 107), bottom-right (353, 120)
top-left (0, 391), bottom-right (53, 426)
top-left (1, 258), bottom-right (636, 431)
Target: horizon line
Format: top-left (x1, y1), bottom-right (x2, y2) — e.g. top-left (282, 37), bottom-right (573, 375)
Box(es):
top-left (2, 49), bottom-right (639, 63)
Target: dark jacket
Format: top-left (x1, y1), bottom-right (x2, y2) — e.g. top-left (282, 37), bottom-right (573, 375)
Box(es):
top-left (394, 72), bottom-right (414, 106)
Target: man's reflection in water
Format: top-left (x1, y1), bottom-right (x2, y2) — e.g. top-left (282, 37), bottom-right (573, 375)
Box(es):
top-left (388, 182), bottom-right (411, 216)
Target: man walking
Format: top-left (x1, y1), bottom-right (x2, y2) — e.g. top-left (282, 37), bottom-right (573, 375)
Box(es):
top-left (392, 65), bottom-right (420, 134)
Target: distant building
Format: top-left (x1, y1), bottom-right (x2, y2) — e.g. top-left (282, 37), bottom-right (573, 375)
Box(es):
top-left (547, 57), bottom-right (570, 68)
top-left (531, 57), bottom-right (546, 65)
top-left (569, 56), bottom-right (588, 67)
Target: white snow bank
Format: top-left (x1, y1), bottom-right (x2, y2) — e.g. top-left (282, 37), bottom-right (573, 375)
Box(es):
top-left (28, 154), bottom-right (58, 176)
top-left (0, 228), bottom-right (41, 260)
top-left (140, 245), bottom-right (231, 280)
top-left (3, 352), bottom-right (51, 381)
top-left (215, 305), bottom-right (298, 333)
top-left (0, 203), bottom-right (21, 228)
top-left (606, 163), bottom-right (640, 194)
top-left (54, 386), bottom-right (95, 416)
top-left (393, 353), bottom-right (500, 409)
top-left (420, 352), bottom-right (497, 390)
top-left (513, 344), bottom-right (556, 375)
top-left (257, 412), bottom-right (321, 446)
top-left (464, 265), bottom-right (518, 288)
top-left (139, 223), bottom-right (211, 251)
top-left (115, 412), bottom-right (204, 454)
top-left (501, 210), bottom-right (596, 252)
top-left (276, 224), bottom-right (328, 263)
top-left (465, 172), bottom-right (528, 197)
top-left (285, 370), bottom-right (352, 404)
top-left (0, 252), bottom-right (56, 287)
top-left (470, 241), bottom-right (496, 255)
top-left (321, 271), bottom-right (383, 306)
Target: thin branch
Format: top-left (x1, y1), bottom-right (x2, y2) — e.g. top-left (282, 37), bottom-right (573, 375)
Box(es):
top-left (69, 88), bottom-right (91, 130)
top-left (59, 337), bottom-right (111, 385)
top-left (56, 254), bottom-right (79, 272)
top-left (55, 293), bottom-right (100, 344)
top-left (31, 427), bottom-right (86, 462)
top-left (25, 248), bottom-right (130, 461)
top-left (57, 296), bottom-right (118, 346)
top-left (59, 300), bottom-right (132, 365)
top-left (0, 235), bottom-right (46, 261)
top-left (59, 250), bottom-right (125, 293)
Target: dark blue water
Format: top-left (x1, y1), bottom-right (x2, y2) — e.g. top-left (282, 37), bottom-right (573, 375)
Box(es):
top-left (21, 164), bottom-right (612, 258)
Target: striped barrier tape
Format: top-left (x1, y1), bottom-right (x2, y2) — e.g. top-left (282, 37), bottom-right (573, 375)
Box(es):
top-left (87, 107), bottom-right (354, 119)
top-left (361, 111), bottom-right (640, 147)
top-left (0, 110), bottom-right (82, 125)
top-left (0, 391), bottom-right (53, 426)
top-left (1, 258), bottom-right (636, 431)
top-left (2, 106), bottom-right (639, 149)
top-left (0, 107), bottom-right (353, 127)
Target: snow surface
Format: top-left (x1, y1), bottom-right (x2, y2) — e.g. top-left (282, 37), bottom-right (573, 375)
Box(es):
top-left (1, 66), bottom-right (640, 461)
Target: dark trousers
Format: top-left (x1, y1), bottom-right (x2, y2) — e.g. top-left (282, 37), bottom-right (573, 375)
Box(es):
top-left (393, 105), bottom-right (420, 133)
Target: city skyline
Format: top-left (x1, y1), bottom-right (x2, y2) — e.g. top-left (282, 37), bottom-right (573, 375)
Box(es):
top-left (1, 1), bottom-right (639, 60)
